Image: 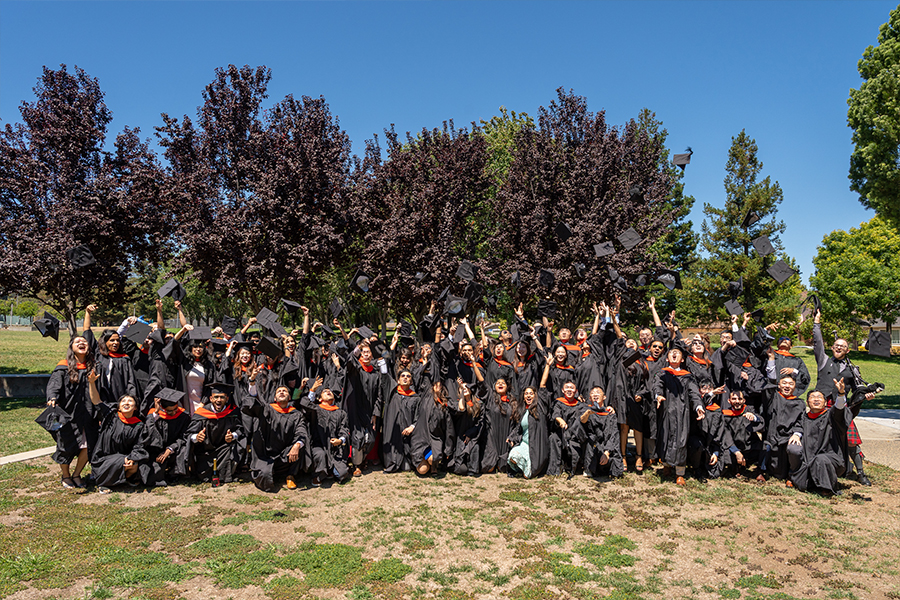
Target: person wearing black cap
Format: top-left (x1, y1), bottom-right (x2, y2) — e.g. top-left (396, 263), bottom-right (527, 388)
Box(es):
top-left (785, 378), bottom-right (853, 495)
top-left (185, 382), bottom-right (244, 484)
top-left (45, 333), bottom-right (98, 489)
top-left (580, 386), bottom-right (623, 479)
top-left (812, 309), bottom-right (877, 486)
top-left (507, 386), bottom-right (550, 479)
top-left (243, 381), bottom-right (309, 492)
top-left (652, 346), bottom-right (704, 485)
top-left (449, 378), bottom-right (485, 476)
top-left (86, 371), bottom-right (149, 493)
top-left (142, 388), bottom-right (191, 486)
top-left (300, 376), bottom-right (351, 486)
top-left (376, 370), bottom-right (421, 473)
top-left (82, 304), bottom-right (138, 411)
top-left (410, 380), bottom-right (455, 476)
top-left (542, 354), bottom-right (587, 477)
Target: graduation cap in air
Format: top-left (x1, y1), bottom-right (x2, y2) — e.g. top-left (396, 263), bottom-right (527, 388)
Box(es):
top-left (741, 210), bottom-right (761, 229)
top-left (155, 388), bottom-right (185, 407)
top-left (800, 293), bottom-right (822, 315)
top-left (752, 235), bottom-right (775, 257)
top-left (656, 269), bottom-right (682, 291)
top-left (766, 260), bottom-right (796, 285)
top-left (34, 312), bottom-right (60, 341)
top-left (66, 244), bottom-right (96, 269)
top-left (350, 269), bottom-right (372, 293)
top-left (158, 278), bottom-right (187, 302)
top-left (538, 269), bottom-right (555, 289)
top-left (537, 299), bottom-right (558, 319)
top-left (464, 281), bottom-right (485, 301)
top-left (852, 317), bottom-right (872, 328)
top-left (204, 381), bottom-right (235, 396)
top-left (357, 325), bottom-right (377, 340)
top-left (593, 241), bottom-right (616, 258)
top-left (437, 286), bottom-right (451, 303)
top-left (749, 308), bottom-right (765, 322)
top-left (330, 298), bottom-right (345, 320)
top-left (256, 307), bottom-right (279, 327)
top-left (221, 316), bottom-right (240, 338)
top-left (555, 221), bottom-right (573, 243)
top-left (629, 185), bottom-right (644, 203)
top-left (672, 147), bottom-right (693, 170)
top-left (189, 326), bottom-right (212, 341)
top-left (510, 271), bottom-right (521, 289)
top-left (634, 273), bottom-right (650, 287)
top-left (398, 320), bottom-right (414, 340)
top-left (622, 348), bottom-right (642, 368)
top-left (281, 299), bottom-right (302, 316)
top-left (451, 325), bottom-right (467, 344)
top-left (485, 293), bottom-right (499, 312)
top-left (124, 321), bottom-right (152, 345)
top-left (724, 299), bottom-right (744, 316)
top-left (573, 262), bottom-right (586, 279)
top-left (850, 381), bottom-right (886, 407)
top-left (617, 227), bottom-right (642, 251)
top-left (255, 336), bottom-right (282, 361)
top-left (264, 320), bottom-right (289, 338)
top-left (307, 335), bottom-right (327, 350)
top-left (210, 338), bottom-right (229, 352)
top-left (320, 322), bottom-right (337, 339)
top-left (728, 277), bottom-right (743, 300)
top-left (456, 260), bottom-right (478, 282)
top-left (35, 405), bottom-right (80, 456)
top-left (414, 271), bottom-right (428, 283)
top-left (607, 266), bottom-right (628, 292)
top-left (444, 294), bottom-right (468, 316)
top-left (866, 330), bottom-right (892, 358)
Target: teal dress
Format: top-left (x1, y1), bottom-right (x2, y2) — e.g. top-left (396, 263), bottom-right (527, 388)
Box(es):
top-left (508, 411), bottom-right (532, 477)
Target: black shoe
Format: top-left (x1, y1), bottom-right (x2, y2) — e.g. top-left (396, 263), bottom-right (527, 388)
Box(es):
top-left (858, 473), bottom-right (872, 486)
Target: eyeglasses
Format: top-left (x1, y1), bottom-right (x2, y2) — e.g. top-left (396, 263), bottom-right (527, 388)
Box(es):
top-left (833, 344), bottom-right (848, 350)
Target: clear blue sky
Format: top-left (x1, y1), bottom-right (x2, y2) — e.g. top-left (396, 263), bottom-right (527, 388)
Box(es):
top-left (2, 1), bottom-right (895, 285)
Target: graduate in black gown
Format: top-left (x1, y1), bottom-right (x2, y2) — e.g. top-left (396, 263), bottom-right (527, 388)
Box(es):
top-left (507, 386), bottom-right (550, 479)
top-left (688, 380), bottom-right (732, 480)
top-left (762, 373), bottom-right (804, 481)
top-left (83, 304), bottom-right (137, 410)
top-left (480, 377), bottom-right (517, 474)
top-left (299, 377), bottom-right (351, 486)
top-left (244, 383), bottom-right (308, 492)
top-left (411, 380), bottom-right (455, 476)
top-left (341, 341), bottom-right (383, 476)
top-left (86, 371), bottom-right (149, 493)
top-left (652, 346), bottom-right (703, 485)
top-left (45, 334), bottom-right (97, 489)
top-left (786, 380), bottom-right (853, 495)
top-left (450, 378), bottom-right (485, 476)
top-left (580, 386), bottom-right (623, 479)
top-left (542, 354), bottom-right (587, 477)
top-left (185, 382), bottom-right (244, 483)
top-left (377, 370), bottom-right (421, 473)
top-left (142, 388), bottom-right (191, 486)
top-left (721, 390), bottom-right (765, 477)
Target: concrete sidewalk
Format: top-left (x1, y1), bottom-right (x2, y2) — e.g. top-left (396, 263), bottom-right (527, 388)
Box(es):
top-left (854, 409), bottom-right (900, 471)
top-left (0, 446), bottom-right (54, 466)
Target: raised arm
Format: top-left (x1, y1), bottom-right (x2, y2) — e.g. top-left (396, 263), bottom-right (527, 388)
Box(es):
top-left (82, 303), bottom-right (96, 333)
top-left (302, 306), bottom-right (310, 335)
top-left (539, 353), bottom-right (552, 389)
top-left (174, 300), bottom-right (187, 328)
top-left (241, 316), bottom-right (257, 335)
top-left (812, 310), bottom-right (827, 371)
top-left (155, 298), bottom-right (165, 330)
top-left (649, 297), bottom-right (661, 328)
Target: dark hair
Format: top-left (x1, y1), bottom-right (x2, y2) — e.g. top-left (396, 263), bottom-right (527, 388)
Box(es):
top-left (67, 336), bottom-right (96, 384)
top-left (98, 329), bottom-right (118, 358)
top-left (699, 378), bottom-right (714, 389)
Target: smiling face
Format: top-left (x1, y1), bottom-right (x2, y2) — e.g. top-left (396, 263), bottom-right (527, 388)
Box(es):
top-left (691, 339), bottom-right (705, 356)
top-left (71, 336), bottom-right (89, 356)
top-left (106, 333), bottom-right (121, 353)
top-left (778, 337), bottom-right (792, 351)
top-left (460, 344), bottom-right (474, 361)
top-left (625, 338), bottom-right (638, 351)
top-left (523, 387), bottom-right (536, 406)
top-left (494, 378), bottom-right (508, 395)
top-left (398, 371), bottom-right (412, 388)
top-left (650, 341), bottom-right (665, 359)
top-left (639, 328), bottom-right (653, 346)
top-left (118, 395), bottom-right (136, 416)
top-left (274, 386), bottom-right (290, 403)
top-left (729, 391), bottom-right (745, 411)
top-left (516, 342), bottom-right (528, 358)
top-left (493, 344), bottom-right (504, 358)
top-left (239, 348), bottom-right (252, 365)
top-left (778, 375), bottom-right (797, 397)
top-left (191, 343), bottom-right (205, 359)
top-left (284, 337), bottom-right (296, 352)
top-left (360, 345), bottom-right (372, 364)
top-left (832, 339), bottom-right (849, 360)
top-left (807, 390), bottom-right (827, 413)
top-left (562, 382), bottom-right (577, 399)
top-left (589, 387), bottom-right (605, 406)
top-left (210, 392), bottom-right (228, 410)
top-left (559, 328), bottom-right (571, 342)
top-left (399, 354), bottom-right (411, 368)
top-left (554, 346), bottom-right (567, 363)
top-left (666, 347), bottom-right (683, 367)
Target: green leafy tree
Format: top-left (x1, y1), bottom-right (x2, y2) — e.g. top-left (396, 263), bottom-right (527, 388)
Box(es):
top-left (848, 6), bottom-right (900, 229)
top-left (677, 130), bottom-right (803, 325)
top-left (810, 216), bottom-right (900, 335)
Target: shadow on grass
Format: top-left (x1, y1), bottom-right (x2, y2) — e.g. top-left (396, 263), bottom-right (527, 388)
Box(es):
top-left (0, 397), bottom-right (45, 411)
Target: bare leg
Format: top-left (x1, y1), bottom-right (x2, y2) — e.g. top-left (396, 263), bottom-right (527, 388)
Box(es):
top-left (72, 449), bottom-right (89, 478)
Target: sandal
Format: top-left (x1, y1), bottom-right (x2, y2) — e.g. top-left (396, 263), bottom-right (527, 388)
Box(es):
top-left (72, 476), bottom-right (85, 489)
top-left (635, 457), bottom-right (644, 473)
top-left (61, 477), bottom-right (76, 489)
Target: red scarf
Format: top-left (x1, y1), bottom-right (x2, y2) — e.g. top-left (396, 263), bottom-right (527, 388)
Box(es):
top-left (494, 357), bottom-right (512, 367)
top-left (556, 396), bottom-right (579, 407)
top-left (195, 404), bottom-right (237, 419)
top-left (742, 359), bottom-right (753, 368)
top-left (118, 412), bottom-right (141, 424)
top-left (778, 392), bottom-right (797, 401)
top-left (270, 403), bottom-right (295, 414)
top-left (397, 387), bottom-right (415, 396)
top-left (140, 347), bottom-right (149, 355)
top-left (722, 407), bottom-right (745, 417)
top-left (58, 359), bottom-right (88, 369)
top-left (646, 355), bottom-right (659, 362)
top-left (690, 356), bottom-right (710, 366)
top-left (149, 407), bottom-right (185, 420)
top-left (555, 363), bottom-right (574, 371)
top-left (360, 363), bottom-right (374, 373)
top-left (499, 394), bottom-right (510, 403)
top-left (775, 349), bottom-right (795, 358)
top-left (807, 409), bottom-right (826, 419)
top-left (108, 351), bottom-right (129, 359)
top-left (319, 403), bottom-right (338, 411)
top-left (705, 403), bottom-right (721, 412)
top-left (592, 407), bottom-right (612, 416)
top-left (663, 367), bottom-right (690, 376)
top-left (562, 343), bottom-right (580, 353)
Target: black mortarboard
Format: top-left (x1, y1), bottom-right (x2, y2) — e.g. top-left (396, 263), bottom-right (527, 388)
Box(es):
top-left (358, 325), bottom-right (376, 339)
top-left (724, 300), bottom-right (744, 316)
top-left (852, 317), bottom-right (871, 327)
top-left (607, 266), bottom-right (620, 282)
top-left (463, 281), bottom-right (485, 304)
top-left (266, 321), bottom-right (289, 337)
top-left (307, 335), bottom-right (327, 349)
top-left (370, 338), bottom-right (389, 358)
top-left (672, 148), bottom-right (692, 170)
top-left (510, 271), bottom-right (521, 289)
top-left (634, 273), bottom-right (650, 287)
top-left (617, 227), bottom-right (642, 251)
top-left (456, 260), bottom-right (478, 282)
top-left (622, 348), bottom-right (642, 368)
top-left (415, 271), bottom-right (427, 282)
top-left (221, 316), bottom-right (240, 338)
top-left (733, 328), bottom-right (751, 347)
top-left (752, 235), bottom-right (775, 257)
top-left (749, 309), bottom-right (765, 321)
top-left (538, 269), bottom-right (555, 289)
top-left (593, 241), bottom-right (616, 258)
top-left (802, 293), bottom-right (822, 314)
top-left (867, 330), bottom-right (892, 358)
top-left (256, 307), bottom-right (279, 327)
top-left (156, 388), bottom-right (184, 407)
top-left (124, 321), bottom-right (152, 345)
top-left (204, 381), bottom-right (234, 396)
top-left (656, 270), bottom-right (682, 291)
top-left (629, 185), bottom-right (644, 203)
top-left (189, 326), bottom-right (212, 341)
top-left (724, 343), bottom-right (750, 369)
top-left (34, 404), bottom-right (73, 434)
top-left (766, 260), bottom-right (797, 285)
top-left (537, 299), bottom-right (558, 319)
top-left (158, 278), bottom-right (187, 302)
top-left (437, 286), bottom-right (450, 302)
top-left (452, 325), bottom-right (467, 344)
top-left (485, 293), bottom-right (498, 311)
top-left (232, 341), bottom-right (255, 353)
top-left (66, 244), bottom-right (96, 269)
top-left (320, 323), bottom-right (336, 338)
top-left (728, 277), bottom-right (743, 300)
top-left (281, 299), bottom-right (302, 315)
top-left (398, 321), bottom-right (413, 339)
top-left (741, 210), bottom-right (761, 229)
top-left (255, 336), bottom-right (282, 361)
top-left (444, 294), bottom-right (468, 315)
top-left (555, 222), bottom-right (573, 243)
top-left (210, 338), bottom-right (228, 352)
top-left (330, 298), bottom-right (344, 320)
top-left (34, 312), bottom-right (60, 341)
top-left (573, 262), bottom-right (586, 279)
top-left (350, 269), bottom-right (372, 293)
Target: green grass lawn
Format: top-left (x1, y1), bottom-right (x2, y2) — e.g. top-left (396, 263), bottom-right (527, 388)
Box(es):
top-left (0, 329), bottom-right (68, 374)
top-left (791, 347), bottom-right (898, 410)
top-left (0, 397), bottom-right (51, 457)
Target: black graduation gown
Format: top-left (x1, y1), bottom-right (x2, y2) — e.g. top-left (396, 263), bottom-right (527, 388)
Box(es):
top-left (583, 406), bottom-right (623, 477)
top-left (688, 400), bottom-right (732, 479)
top-left (410, 393), bottom-right (455, 468)
top-left (121, 336), bottom-right (151, 408)
top-left (773, 350), bottom-right (811, 397)
top-left (547, 363), bottom-right (576, 397)
top-left (722, 405), bottom-right (765, 465)
top-left (242, 395), bottom-right (309, 492)
top-left (764, 390), bottom-right (806, 479)
top-left (90, 404), bottom-right (149, 488)
top-left (507, 390), bottom-right (551, 479)
top-left (484, 357), bottom-right (515, 397)
top-left (45, 361), bottom-right (96, 463)
top-left (651, 367), bottom-right (702, 467)
top-left (378, 386), bottom-right (421, 473)
top-left (296, 391), bottom-right (351, 481)
top-left (412, 355), bottom-right (437, 393)
top-left (86, 330), bottom-right (138, 409)
top-left (142, 407), bottom-right (191, 485)
top-left (450, 400), bottom-right (485, 476)
top-left (480, 393), bottom-right (516, 473)
top-left (342, 357), bottom-right (381, 464)
top-left (574, 354), bottom-right (604, 401)
top-left (185, 401), bottom-right (244, 483)
top-left (549, 397), bottom-right (588, 475)
top-left (789, 406), bottom-right (852, 494)
top-left (512, 354), bottom-right (542, 397)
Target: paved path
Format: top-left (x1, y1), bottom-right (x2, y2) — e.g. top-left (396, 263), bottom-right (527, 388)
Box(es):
top-left (0, 446), bottom-right (54, 466)
top-left (855, 409), bottom-right (900, 471)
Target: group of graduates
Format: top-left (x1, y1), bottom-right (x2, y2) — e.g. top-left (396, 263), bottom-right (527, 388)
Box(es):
top-left (41, 293), bottom-right (882, 497)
